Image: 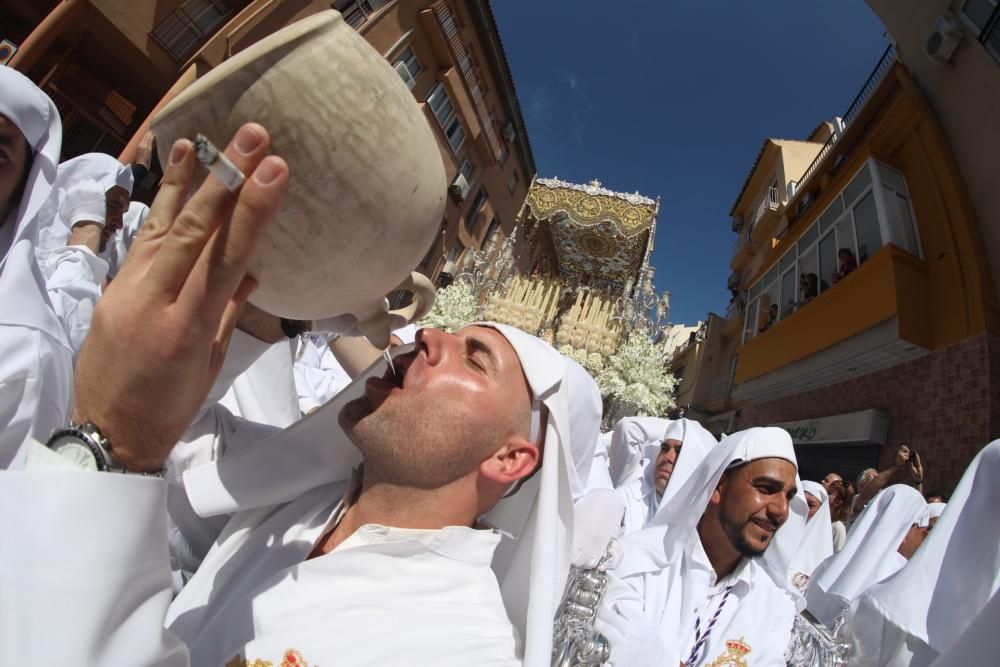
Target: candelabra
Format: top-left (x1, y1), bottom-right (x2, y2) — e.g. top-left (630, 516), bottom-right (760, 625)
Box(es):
top-left (454, 223), bottom-right (522, 317)
top-left (611, 266), bottom-right (672, 341)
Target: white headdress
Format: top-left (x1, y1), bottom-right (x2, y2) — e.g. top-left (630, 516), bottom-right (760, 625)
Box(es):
top-left (846, 441), bottom-right (1000, 663)
top-left (608, 416), bottom-right (717, 520)
top-left (806, 484), bottom-right (927, 627)
top-left (788, 480), bottom-right (834, 587)
top-left (34, 152), bottom-right (133, 272)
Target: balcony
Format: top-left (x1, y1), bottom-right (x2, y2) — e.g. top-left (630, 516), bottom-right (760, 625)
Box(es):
top-left (790, 45), bottom-right (896, 219)
top-left (335, 0), bottom-right (390, 30)
top-left (733, 245), bottom-right (932, 401)
top-left (751, 185), bottom-right (780, 232)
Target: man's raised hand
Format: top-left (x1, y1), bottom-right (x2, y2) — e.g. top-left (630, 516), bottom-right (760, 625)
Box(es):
top-left (72, 123), bottom-right (289, 472)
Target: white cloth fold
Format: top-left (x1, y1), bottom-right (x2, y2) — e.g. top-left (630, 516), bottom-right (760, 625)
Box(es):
top-left (842, 441), bottom-right (1000, 666)
top-left (0, 66), bottom-right (70, 469)
top-left (789, 480), bottom-right (834, 592)
top-left (806, 484), bottom-right (927, 628)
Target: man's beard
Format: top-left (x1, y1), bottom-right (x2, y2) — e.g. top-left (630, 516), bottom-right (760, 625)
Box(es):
top-left (719, 507), bottom-right (771, 558)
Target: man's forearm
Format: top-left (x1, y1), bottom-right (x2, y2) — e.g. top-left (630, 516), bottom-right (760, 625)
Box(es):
top-left (68, 221), bottom-right (103, 254)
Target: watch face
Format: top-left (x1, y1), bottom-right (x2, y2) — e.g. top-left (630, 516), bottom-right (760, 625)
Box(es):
top-left (50, 437), bottom-right (100, 470)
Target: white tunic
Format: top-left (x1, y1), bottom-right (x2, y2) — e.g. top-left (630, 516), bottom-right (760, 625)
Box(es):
top-left (599, 535), bottom-right (795, 667)
top-left (0, 241), bottom-right (73, 469)
top-left (0, 461), bottom-right (521, 666)
top-left (168, 475), bottom-right (520, 666)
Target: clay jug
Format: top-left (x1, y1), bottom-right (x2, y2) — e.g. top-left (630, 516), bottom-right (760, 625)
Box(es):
top-left (152, 10), bottom-right (444, 348)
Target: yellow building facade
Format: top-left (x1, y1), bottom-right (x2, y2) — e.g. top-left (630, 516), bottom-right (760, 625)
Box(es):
top-left (693, 48), bottom-right (998, 489)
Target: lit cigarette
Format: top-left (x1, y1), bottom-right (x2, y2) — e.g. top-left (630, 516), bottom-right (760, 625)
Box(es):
top-left (194, 134), bottom-right (246, 192)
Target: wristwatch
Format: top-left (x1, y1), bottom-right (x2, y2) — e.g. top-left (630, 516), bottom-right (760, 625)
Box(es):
top-left (46, 421), bottom-right (163, 477)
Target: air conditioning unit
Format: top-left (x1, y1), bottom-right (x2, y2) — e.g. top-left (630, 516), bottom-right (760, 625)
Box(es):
top-left (501, 121), bottom-right (516, 143)
top-left (449, 173), bottom-right (470, 201)
top-left (0, 39), bottom-right (18, 66)
top-left (925, 13), bottom-right (963, 64)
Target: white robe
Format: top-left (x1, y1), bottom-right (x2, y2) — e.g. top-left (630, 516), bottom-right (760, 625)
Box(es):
top-left (806, 485), bottom-right (927, 628)
top-left (841, 441), bottom-right (1000, 667)
top-left (599, 535), bottom-right (795, 667)
top-left (0, 241), bottom-right (73, 469)
top-left (0, 67), bottom-right (70, 470)
top-left (167, 474), bottom-right (519, 666)
top-left (0, 461), bottom-right (520, 666)
top-left (598, 428), bottom-right (805, 667)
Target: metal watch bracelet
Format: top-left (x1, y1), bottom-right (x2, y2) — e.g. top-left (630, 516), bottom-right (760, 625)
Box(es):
top-left (56, 421), bottom-right (164, 478)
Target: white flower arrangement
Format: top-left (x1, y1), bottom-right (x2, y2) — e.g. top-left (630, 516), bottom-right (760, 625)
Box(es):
top-left (596, 332), bottom-right (677, 417)
top-left (557, 344), bottom-right (606, 377)
top-left (417, 279), bottom-right (478, 333)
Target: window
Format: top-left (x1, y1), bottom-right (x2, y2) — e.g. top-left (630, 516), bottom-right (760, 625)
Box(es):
top-left (741, 159), bottom-right (923, 341)
top-left (498, 144), bottom-right (510, 165)
top-left (151, 0), bottom-right (233, 62)
top-left (961, 0), bottom-right (1000, 61)
top-left (426, 83), bottom-right (465, 153)
top-left (393, 46), bottom-right (422, 89)
top-left (459, 158), bottom-right (476, 184)
top-left (507, 169), bottom-right (519, 194)
top-left (447, 242), bottom-right (464, 263)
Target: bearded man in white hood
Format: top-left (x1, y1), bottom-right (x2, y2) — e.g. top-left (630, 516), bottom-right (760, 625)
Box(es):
top-left (0, 126), bottom-right (595, 667)
top-left (598, 427), bottom-right (807, 667)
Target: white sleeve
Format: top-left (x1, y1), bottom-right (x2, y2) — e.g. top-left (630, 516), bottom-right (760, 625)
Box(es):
top-left (596, 571), bottom-right (674, 667)
top-left (0, 466), bottom-right (189, 666)
top-left (166, 402), bottom-right (279, 576)
top-left (44, 245), bottom-right (109, 358)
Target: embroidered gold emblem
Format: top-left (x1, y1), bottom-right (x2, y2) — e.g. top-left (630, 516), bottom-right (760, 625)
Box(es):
top-left (280, 649), bottom-right (308, 667)
top-left (705, 637), bottom-right (752, 667)
top-left (225, 656), bottom-right (273, 667)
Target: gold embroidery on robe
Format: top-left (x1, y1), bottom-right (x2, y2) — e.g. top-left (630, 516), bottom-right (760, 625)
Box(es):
top-left (705, 637), bottom-right (752, 667)
top-left (225, 656), bottom-right (273, 667)
top-left (280, 649), bottom-right (308, 667)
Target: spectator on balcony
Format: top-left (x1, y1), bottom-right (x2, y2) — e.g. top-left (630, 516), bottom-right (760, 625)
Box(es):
top-left (800, 272), bottom-right (823, 304)
top-left (759, 303), bottom-right (779, 332)
top-left (833, 248), bottom-right (858, 282)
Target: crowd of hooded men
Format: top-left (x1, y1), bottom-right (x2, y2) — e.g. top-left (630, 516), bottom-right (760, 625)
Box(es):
top-left (1, 65), bottom-right (998, 667)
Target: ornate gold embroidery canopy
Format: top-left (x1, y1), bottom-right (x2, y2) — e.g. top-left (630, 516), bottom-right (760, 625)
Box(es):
top-left (525, 178), bottom-right (658, 285)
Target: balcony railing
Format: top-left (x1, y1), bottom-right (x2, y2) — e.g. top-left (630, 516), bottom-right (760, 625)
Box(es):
top-left (752, 185), bottom-right (780, 229)
top-left (432, 1), bottom-right (506, 162)
top-left (796, 45), bottom-right (896, 200)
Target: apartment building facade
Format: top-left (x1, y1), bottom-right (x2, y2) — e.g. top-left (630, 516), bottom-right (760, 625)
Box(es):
top-left (679, 47), bottom-right (998, 489)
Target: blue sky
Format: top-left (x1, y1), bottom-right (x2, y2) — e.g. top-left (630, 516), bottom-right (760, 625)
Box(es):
top-left (492, 1), bottom-right (889, 325)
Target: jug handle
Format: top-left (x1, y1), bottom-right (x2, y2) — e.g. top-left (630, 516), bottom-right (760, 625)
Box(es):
top-left (387, 271), bottom-right (436, 324)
